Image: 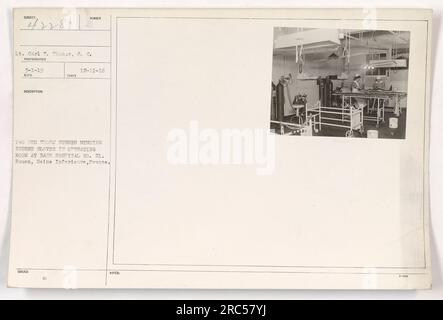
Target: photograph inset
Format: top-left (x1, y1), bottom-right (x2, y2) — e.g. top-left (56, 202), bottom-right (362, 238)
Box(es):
top-left (270, 28), bottom-right (409, 139)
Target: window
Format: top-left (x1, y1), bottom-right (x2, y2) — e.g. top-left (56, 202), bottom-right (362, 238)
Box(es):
top-left (365, 53), bottom-right (389, 76)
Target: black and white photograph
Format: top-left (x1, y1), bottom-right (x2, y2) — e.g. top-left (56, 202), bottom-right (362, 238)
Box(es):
top-left (270, 28), bottom-right (410, 138)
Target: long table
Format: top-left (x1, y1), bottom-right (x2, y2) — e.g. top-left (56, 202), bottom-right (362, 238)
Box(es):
top-left (332, 90), bottom-right (407, 127)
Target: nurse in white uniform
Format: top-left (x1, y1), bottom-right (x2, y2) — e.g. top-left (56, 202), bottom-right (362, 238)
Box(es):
top-left (351, 74), bottom-right (366, 110)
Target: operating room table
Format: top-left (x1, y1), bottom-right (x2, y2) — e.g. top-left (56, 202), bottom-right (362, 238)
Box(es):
top-left (332, 90), bottom-right (407, 127)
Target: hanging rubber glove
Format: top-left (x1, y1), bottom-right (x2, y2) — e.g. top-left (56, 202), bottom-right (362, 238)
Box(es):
top-left (295, 45), bottom-right (298, 63)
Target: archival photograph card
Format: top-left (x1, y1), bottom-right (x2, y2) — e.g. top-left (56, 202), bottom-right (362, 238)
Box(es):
top-left (8, 8), bottom-right (432, 289)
